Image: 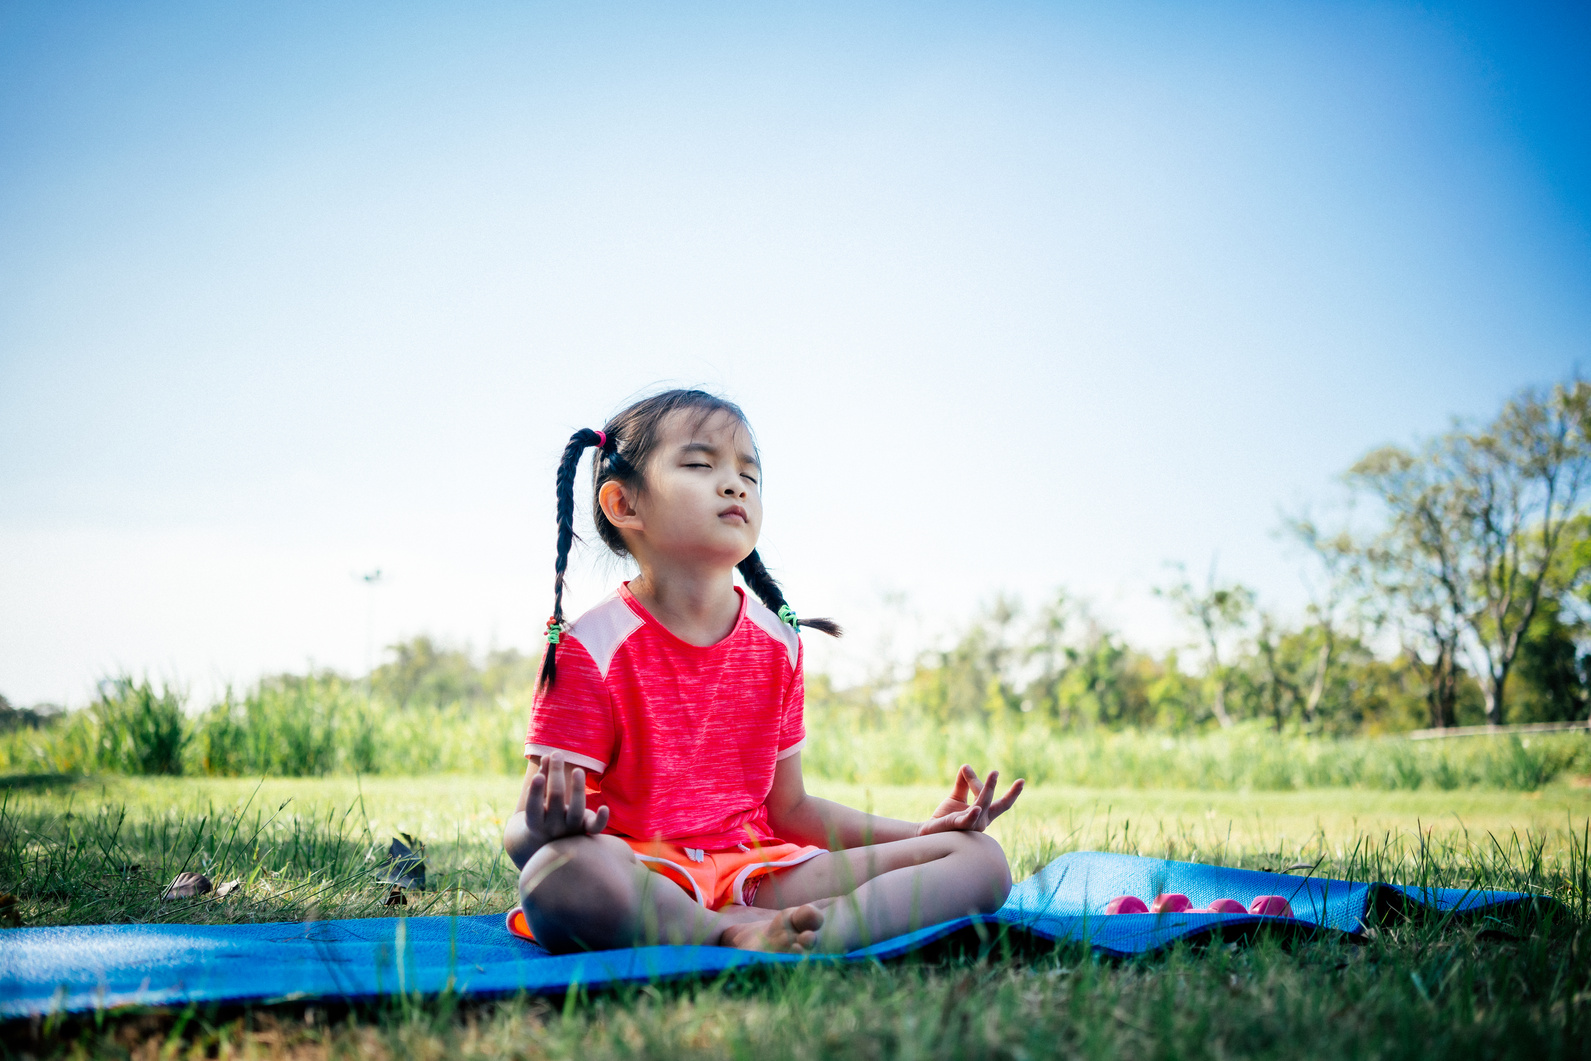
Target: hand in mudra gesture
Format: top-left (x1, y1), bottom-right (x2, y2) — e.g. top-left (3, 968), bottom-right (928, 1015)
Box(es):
top-left (524, 752), bottom-right (610, 846)
top-left (917, 764), bottom-right (1024, 835)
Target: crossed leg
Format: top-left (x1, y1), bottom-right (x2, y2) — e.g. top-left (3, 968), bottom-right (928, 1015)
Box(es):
top-left (519, 830), bottom-right (1011, 955)
top-left (732, 830), bottom-right (1012, 952)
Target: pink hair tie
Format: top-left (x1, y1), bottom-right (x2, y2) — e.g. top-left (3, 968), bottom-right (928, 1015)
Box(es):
top-left (594, 430), bottom-right (607, 449)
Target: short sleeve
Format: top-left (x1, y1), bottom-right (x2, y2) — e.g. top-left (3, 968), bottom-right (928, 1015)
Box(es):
top-left (776, 640), bottom-right (806, 759)
top-left (525, 635), bottom-right (616, 774)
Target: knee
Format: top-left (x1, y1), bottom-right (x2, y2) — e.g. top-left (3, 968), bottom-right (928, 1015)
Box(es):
top-left (518, 836), bottom-right (634, 950)
top-left (953, 831), bottom-right (1012, 911)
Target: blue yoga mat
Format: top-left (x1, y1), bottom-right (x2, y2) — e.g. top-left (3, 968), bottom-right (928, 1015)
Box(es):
top-left (0, 851), bottom-right (1536, 1017)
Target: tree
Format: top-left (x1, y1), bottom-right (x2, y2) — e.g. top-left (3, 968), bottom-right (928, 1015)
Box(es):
top-left (1350, 379), bottom-right (1591, 725)
top-left (1341, 475), bottom-right (1466, 729)
top-left (1281, 512), bottom-right (1366, 729)
top-left (1510, 514), bottom-right (1591, 722)
top-left (896, 595), bottom-right (1024, 723)
top-left (1252, 611), bottom-right (1295, 732)
top-left (373, 636), bottom-right (486, 709)
top-left (1158, 563), bottom-right (1254, 728)
top-left (1512, 595), bottom-right (1590, 722)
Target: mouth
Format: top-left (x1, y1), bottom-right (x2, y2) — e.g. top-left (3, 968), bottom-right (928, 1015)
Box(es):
top-left (719, 505), bottom-right (748, 524)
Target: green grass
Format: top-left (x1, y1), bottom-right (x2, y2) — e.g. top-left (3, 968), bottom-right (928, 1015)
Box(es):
top-left (0, 677), bottom-right (529, 779)
top-left (2, 774), bottom-right (1590, 1058)
top-left (803, 715), bottom-right (1591, 792)
top-left (9, 693), bottom-right (1591, 795)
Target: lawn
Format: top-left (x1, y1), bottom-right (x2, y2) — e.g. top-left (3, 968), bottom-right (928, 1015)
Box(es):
top-left (2, 774), bottom-right (1589, 1059)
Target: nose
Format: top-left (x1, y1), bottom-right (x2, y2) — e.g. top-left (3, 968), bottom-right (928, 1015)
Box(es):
top-left (722, 481), bottom-right (744, 498)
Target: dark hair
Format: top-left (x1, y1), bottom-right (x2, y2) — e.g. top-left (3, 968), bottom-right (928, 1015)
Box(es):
top-left (539, 389), bottom-right (840, 690)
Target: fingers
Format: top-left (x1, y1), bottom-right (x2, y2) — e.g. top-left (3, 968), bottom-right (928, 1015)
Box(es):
top-left (950, 764), bottom-right (974, 803)
top-left (545, 753), bottom-right (569, 833)
top-left (567, 766), bottom-right (588, 824)
top-left (527, 756), bottom-right (549, 806)
top-left (974, 771), bottom-right (998, 813)
top-left (524, 769), bottom-right (547, 830)
top-left (987, 778), bottom-right (1025, 820)
top-left (565, 769), bottom-right (608, 836)
top-left (919, 803), bottom-right (984, 835)
top-left (924, 768), bottom-right (1024, 833)
top-left (546, 751), bottom-right (564, 799)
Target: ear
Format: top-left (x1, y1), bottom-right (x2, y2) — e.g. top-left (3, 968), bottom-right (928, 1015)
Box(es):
top-left (598, 479), bottom-right (643, 533)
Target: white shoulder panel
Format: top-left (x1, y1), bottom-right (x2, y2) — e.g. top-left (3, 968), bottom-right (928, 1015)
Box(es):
top-left (566, 592), bottom-right (644, 679)
top-left (745, 597), bottom-right (800, 670)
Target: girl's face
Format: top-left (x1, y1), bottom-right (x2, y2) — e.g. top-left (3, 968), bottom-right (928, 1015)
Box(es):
top-left (602, 409), bottom-right (763, 569)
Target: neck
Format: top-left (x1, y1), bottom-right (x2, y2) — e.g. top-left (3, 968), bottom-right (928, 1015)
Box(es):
top-left (627, 561), bottom-right (742, 647)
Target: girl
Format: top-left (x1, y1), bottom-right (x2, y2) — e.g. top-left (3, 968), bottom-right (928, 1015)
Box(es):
top-left (503, 390), bottom-right (1022, 953)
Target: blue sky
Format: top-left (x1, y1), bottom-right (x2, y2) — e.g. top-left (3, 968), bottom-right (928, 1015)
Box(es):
top-left (1, 1), bottom-right (1587, 705)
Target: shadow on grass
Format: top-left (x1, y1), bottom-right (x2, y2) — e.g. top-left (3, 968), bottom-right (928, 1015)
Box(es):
top-left (0, 773), bottom-right (81, 792)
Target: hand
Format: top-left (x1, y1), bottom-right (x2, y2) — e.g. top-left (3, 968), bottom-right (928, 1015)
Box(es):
top-left (522, 752), bottom-right (610, 846)
top-left (917, 764), bottom-right (1024, 836)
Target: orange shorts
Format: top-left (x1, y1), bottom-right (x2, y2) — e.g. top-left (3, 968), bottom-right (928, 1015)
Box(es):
top-left (505, 837), bottom-right (826, 943)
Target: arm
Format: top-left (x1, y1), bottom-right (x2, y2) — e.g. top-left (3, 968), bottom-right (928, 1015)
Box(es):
top-left (503, 753), bottom-right (609, 870)
top-left (762, 753), bottom-right (919, 849)
top-left (763, 753), bottom-right (1025, 850)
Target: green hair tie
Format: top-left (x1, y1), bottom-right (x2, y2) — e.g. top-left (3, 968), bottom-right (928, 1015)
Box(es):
top-left (544, 619), bottom-right (564, 645)
top-left (777, 604), bottom-right (799, 629)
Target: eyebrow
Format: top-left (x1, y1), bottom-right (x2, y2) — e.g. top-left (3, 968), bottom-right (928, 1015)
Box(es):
top-left (680, 441), bottom-right (760, 469)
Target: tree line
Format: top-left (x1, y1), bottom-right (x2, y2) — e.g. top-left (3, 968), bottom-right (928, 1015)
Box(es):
top-left (4, 377), bottom-right (1586, 743)
top-left (823, 377), bottom-right (1591, 734)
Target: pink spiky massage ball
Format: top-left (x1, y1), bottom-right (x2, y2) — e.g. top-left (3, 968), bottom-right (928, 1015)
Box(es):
top-left (1249, 895), bottom-right (1295, 917)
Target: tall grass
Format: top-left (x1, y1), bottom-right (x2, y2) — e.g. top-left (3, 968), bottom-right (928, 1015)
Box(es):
top-left (0, 674), bottom-right (527, 779)
top-left (189, 674), bottom-right (525, 777)
top-left (4, 675), bottom-right (1588, 791)
top-left (802, 707), bottom-right (1591, 792)
top-left (88, 678), bottom-right (187, 774)
top-left (0, 678), bottom-right (190, 777)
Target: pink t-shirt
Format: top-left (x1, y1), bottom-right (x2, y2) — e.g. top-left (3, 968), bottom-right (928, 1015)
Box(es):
top-left (525, 583), bottom-right (806, 850)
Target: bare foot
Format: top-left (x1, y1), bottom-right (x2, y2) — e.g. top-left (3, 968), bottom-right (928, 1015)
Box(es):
top-left (719, 904), bottom-right (825, 952)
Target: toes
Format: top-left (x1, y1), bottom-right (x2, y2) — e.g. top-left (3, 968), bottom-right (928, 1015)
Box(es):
top-left (776, 906), bottom-right (823, 953)
top-left (787, 904), bottom-right (825, 933)
top-left (722, 906), bottom-right (827, 953)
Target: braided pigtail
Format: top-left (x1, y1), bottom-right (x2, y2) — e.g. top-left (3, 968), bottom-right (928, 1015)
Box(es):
top-left (539, 427), bottom-right (611, 692)
top-left (736, 549), bottom-right (842, 638)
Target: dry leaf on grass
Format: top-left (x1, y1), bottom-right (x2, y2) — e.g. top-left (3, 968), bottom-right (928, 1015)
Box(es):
top-left (161, 871), bottom-right (213, 900)
top-left (377, 833), bottom-right (427, 891)
top-left (215, 879), bottom-right (244, 898)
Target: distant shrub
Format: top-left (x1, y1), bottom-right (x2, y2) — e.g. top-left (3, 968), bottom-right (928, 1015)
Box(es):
top-left (190, 673), bottom-right (351, 777)
top-left (801, 699), bottom-right (1591, 793)
top-left (188, 672), bottom-right (526, 777)
top-left (3, 663), bottom-right (1585, 790)
top-left (89, 678), bottom-right (188, 776)
top-left (0, 693), bottom-right (62, 732)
